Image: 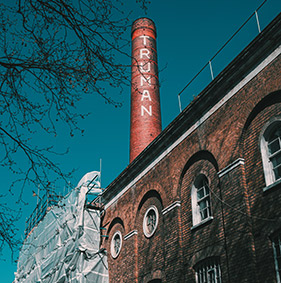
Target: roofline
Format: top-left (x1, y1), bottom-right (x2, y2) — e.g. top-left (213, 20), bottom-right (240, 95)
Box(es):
top-left (101, 12), bottom-right (281, 207)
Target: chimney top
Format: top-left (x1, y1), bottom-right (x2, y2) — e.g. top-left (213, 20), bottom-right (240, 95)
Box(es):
top-left (131, 17), bottom-right (157, 38)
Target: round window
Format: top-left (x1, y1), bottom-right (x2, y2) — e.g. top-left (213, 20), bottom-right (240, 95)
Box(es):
top-left (111, 231), bottom-right (122, 259)
top-left (143, 205), bottom-right (159, 238)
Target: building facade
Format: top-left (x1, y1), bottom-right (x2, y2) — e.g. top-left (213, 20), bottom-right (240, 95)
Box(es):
top-left (98, 13), bottom-right (281, 283)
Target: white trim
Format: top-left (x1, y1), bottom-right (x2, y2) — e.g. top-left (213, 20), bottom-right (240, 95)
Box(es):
top-left (124, 230), bottom-right (138, 240)
top-left (218, 158), bottom-right (245, 178)
top-left (263, 178), bottom-right (281, 193)
top-left (191, 216), bottom-right (214, 230)
top-left (162, 201), bottom-right (181, 215)
top-left (260, 118), bottom-right (281, 186)
top-left (104, 45), bottom-right (281, 210)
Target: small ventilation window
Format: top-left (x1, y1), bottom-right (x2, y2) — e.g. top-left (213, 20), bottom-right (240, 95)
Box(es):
top-left (111, 231), bottom-right (122, 259)
top-left (143, 205), bottom-right (159, 238)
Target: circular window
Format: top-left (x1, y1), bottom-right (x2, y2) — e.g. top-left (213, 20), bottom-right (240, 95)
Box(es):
top-left (111, 231), bottom-right (122, 259)
top-left (143, 205), bottom-right (159, 238)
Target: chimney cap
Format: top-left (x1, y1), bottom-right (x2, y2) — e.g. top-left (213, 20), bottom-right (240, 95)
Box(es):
top-left (131, 17), bottom-right (157, 37)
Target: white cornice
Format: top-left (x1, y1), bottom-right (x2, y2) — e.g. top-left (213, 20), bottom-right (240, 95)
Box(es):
top-left (104, 45), bottom-right (281, 210)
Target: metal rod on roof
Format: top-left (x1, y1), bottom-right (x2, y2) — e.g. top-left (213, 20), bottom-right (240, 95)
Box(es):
top-left (255, 10), bottom-right (261, 33)
top-left (178, 94), bottom-right (182, 113)
top-left (209, 61), bottom-right (214, 80)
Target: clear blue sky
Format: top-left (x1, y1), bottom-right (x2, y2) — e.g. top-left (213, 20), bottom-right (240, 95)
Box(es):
top-left (1, 0), bottom-right (281, 281)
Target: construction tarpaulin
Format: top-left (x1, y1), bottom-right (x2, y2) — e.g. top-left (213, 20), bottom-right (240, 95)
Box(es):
top-left (14, 171), bottom-right (108, 283)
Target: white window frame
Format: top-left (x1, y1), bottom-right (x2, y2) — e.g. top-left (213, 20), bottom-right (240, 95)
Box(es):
top-left (260, 118), bottom-right (281, 187)
top-left (192, 174), bottom-right (212, 227)
top-left (194, 257), bottom-right (222, 283)
top-left (143, 205), bottom-right (159, 238)
top-left (111, 231), bottom-right (122, 259)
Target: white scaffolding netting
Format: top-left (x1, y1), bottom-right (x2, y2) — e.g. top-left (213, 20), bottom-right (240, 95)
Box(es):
top-left (15, 171), bottom-right (108, 283)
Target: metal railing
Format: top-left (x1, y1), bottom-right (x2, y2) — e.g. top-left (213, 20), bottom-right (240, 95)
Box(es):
top-left (177, 0), bottom-right (267, 112)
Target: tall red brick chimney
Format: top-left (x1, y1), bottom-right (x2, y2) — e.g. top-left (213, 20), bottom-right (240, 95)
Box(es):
top-left (130, 18), bottom-right (162, 162)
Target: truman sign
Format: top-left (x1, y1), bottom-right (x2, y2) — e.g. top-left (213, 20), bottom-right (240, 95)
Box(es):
top-left (130, 18), bottom-right (162, 162)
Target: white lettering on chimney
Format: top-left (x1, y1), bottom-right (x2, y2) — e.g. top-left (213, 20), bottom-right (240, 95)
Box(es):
top-left (140, 48), bottom-right (150, 59)
top-left (140, 76), bottom-right (151, 86)
top-left (140, 62), bottom-right (151, 73)
top-left (141, 90), bottom-right (152, 101)
top-left (140, 35), bottom-right (149, 45)
top-left (137, 35), bottom-right (154, 117)
top-left (141, 105), bottom-right (152, 116)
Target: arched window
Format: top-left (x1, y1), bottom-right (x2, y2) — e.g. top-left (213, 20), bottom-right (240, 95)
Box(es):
top-left (192, 174), bottom-right (212, 226)
top-left (194, 257), bottom-right (222, 283)
top-left (261, 120), bottom-right (281, 187)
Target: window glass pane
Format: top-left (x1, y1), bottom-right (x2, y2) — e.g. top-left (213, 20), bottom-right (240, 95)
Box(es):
top-left (271, 154), bottom-right (281, 167)
top-left (268, 127), bottom-right (281, 142)
top-left (200, 209), bottom-right (208, 220)
top-left (147, 211), bottom-right (156, 234)
top-left (268, 139), bottom-right (280, 155)
top-left (197, 187), bottom-right (205, 200)
top-left (274, 165), bottom-right (281, 181)
top-left (114, 235), bottom-right (121, 254)
top-left (199, 200), bottom-right (207, 210)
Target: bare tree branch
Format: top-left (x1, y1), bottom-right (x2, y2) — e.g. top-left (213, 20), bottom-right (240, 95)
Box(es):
top-left (0, 0), bottom-right (149, 258)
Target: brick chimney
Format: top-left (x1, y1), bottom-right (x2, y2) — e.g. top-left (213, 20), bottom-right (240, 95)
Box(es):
top-left (130, 18), bottom-right (162, 162)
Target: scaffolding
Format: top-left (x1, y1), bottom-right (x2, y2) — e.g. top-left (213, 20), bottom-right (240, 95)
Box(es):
top-left (25, 190), bottom-right (63, 237)
top-left (15, 171), bottom-right (108, 283)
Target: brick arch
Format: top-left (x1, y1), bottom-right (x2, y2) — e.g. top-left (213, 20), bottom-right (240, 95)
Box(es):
top-left (240, 90), bottom-right (281, 185)
top-left (177, 150), bottom-right (219, 197)
top-left (134, 188), bottom-right (164, 237)
top-left (137, 189), bottom-right (163, 212)
top-left (240, 89), bottom-right (281, 154)
top-left (131, 181), bottom-right (166, 224)
top-left (107, 216), bottom-right (125, 236)
top-left (145, 277), bottom-right (163, 283)
top-left (239, 90), bottom-right (281, 213)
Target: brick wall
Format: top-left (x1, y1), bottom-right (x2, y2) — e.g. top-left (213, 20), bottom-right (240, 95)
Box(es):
top-left (101, 51), bottom-right (281, 283)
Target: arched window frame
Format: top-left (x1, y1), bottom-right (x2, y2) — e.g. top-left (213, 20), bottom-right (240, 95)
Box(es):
top-left (191, 174), bottom-right (212, 227)
top-left (260, 118), bottom-right (281, 188)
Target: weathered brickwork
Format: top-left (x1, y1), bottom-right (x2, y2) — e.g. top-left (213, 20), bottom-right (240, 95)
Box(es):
top-left (101, 15), bottom-right (281, 283)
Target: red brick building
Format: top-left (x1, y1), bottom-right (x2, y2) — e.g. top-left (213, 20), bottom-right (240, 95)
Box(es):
top-left (99, 13), bottom-right (281, 282)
